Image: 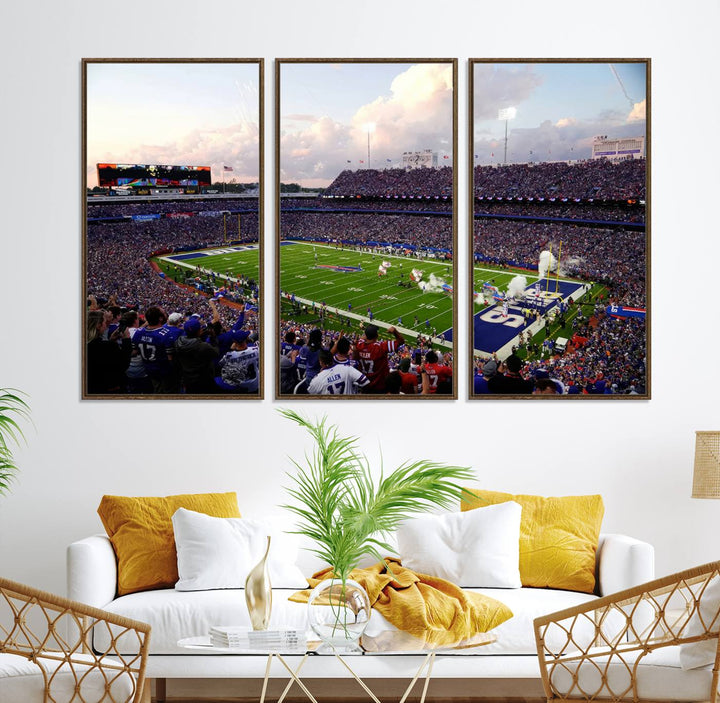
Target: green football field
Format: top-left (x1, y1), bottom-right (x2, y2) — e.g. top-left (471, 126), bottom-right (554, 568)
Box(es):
top-left (280, 242), bottom-right (454, 337)
top-left (154, 244), bottom-right (261, 288)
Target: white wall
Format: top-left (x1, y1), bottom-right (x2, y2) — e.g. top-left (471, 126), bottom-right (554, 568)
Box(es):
top-left (1, 0), bottom-right (719, 596)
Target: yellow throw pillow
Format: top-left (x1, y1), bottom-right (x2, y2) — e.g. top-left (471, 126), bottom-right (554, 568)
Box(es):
top-left (98, 492), bottom-right (241, 596)
top-left (461, 489), bottom-right (604, 593)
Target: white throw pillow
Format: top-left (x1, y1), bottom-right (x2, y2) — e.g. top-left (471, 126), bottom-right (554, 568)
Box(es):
top-left (396, 502), bottom-right (522, 588)
top-left (172, 509), bottom-right (308, 591)
top-left (679, 574), bottom-right (720, 670)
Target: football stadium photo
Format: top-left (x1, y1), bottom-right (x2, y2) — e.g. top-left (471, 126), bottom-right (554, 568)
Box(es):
top-left (277, 60), bottom-right (457, 397)
top-left (470, 60), bottom-right (648, 397)
top-left (83, 60), bottom-right (262, 397)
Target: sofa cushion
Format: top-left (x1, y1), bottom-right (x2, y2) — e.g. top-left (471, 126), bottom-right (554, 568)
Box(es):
top-left (397, 502), bottom-right (522, 588)
top-left (98, 492), bottom-right (241, 595)
top-left (476, 586), bottom-right (597, 655)
top-left (549, 646), bottom-right (713, 701)
top-left (97, 588), bottom-right (310, 654)
top-left (0, 652), bottom-right (137, 703)
top-left (172, 509), bottom-right (307, 590)
top-left (680, 573), bottom-right (720, 670)
top-left (97, 585), bottom-right (596, 656)
top-left (462, 489), bottom-right (604, 593)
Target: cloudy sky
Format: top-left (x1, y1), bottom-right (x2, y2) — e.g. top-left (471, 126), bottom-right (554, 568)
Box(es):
top-left (280, 62), bottom-right (454, 188)
top-left (473, 61), bottom-right (646, 164)
top-left (85, 62), bottom-right (260, 187)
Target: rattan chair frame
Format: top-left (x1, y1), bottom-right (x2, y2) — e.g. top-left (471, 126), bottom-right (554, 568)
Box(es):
top-left (0, 576), bottom-right (150, 703)
top-left (534, 560), bottom-right (720, 702)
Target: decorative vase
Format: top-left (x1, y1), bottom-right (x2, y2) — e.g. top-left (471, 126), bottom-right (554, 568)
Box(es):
top-left (245, 536), bottom-right (272, 630)
top-left (307, 578), bottom-right (371, 652)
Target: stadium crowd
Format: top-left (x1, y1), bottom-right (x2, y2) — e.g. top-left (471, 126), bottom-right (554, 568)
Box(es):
top-left (475, 201), bottom-right (645, 224)
top-left (283, 197), bottom-right (644, 224)
top-left (473, 220), bottom-right (646, 307)
top-left (281, 211), bottom-right (452, 250)
top-left (279, 320), bottom-right (452, 396)
top-left (324, 166), bottom-right (454, 198)
top-left (319, 159), bottom-right (645, 202)
top-left (86, 203), bottom-right (260, 395)
top-left (85, 157), bottom-right (647, 397)
top-left (87, 300), bottom-right (259, 396)
top-left (88, 198), bottom-right (259, 219)
top-left (282, 197), bottom-right (453, 212)
top-left (473, 159), bottom-right (646, 201)
top-left (474, 312), bottom-right (646, 395)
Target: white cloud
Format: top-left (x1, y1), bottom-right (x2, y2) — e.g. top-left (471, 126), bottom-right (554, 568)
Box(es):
top-left (473, 64), bottom-right (543, 122)
top-left (471, 64), bottom-right (648, 164)
top-left (628, 99), bottom-right (646, 122)
top-left (280, 63), bottom-right (454, 186)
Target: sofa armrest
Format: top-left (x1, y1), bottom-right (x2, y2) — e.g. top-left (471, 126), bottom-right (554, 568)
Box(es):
top-left (596, 533), bottom-right (654, 596)
top-left (67, 534), bottom-right (117, 607)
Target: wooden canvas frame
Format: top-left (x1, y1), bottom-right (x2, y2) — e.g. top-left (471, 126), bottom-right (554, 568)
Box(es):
top-left (276, 58), bottom-right (458, 399)
top-left (468, 59), bottom-right (650, 399)
top-left (82, 58), bottom-right (264, 399)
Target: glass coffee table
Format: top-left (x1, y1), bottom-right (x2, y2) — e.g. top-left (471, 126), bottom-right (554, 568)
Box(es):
top-left (178, 630), bottom-right (496, 703)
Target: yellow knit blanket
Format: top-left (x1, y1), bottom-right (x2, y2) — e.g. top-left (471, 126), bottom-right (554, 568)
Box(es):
top-left (290, 558), bottom-right (513, 648)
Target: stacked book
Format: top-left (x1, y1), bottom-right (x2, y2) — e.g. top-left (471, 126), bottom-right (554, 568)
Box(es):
top-left (209, 626), bottom-right (307, 651)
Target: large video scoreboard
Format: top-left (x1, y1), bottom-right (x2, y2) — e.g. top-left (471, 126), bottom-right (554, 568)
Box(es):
top-left (97, 163), bottom-right (212, 188)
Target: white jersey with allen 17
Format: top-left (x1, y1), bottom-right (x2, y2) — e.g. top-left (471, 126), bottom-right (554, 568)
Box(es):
top-left (307, 365), bottom-right (369, 395)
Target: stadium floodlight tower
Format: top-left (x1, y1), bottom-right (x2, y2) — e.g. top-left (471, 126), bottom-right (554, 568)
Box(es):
top-left (498, 107), bottom-right (516, 164)
top-left (364, 122), bottom-right (376, 169)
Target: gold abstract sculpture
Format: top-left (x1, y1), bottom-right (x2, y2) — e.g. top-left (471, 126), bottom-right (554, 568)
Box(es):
top-left (245, 535), bottom-right (272, 630)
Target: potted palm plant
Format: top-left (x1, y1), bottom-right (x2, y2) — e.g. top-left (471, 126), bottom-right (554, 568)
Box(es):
top-left (0, 388), bottom-right (30, 497)
top-left (281, 409), bottom-right (474, 651)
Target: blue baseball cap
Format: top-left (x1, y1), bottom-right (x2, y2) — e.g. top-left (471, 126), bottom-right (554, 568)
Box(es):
top-left (231, 330), bottom-right (251, 344)
top-left (184, 318), bottom-right (202, 334)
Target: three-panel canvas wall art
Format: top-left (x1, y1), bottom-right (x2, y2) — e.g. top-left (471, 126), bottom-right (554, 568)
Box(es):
top-left (83, 58), bottom-right (648, 399)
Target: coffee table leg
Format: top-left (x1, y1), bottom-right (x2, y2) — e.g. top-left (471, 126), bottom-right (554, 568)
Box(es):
top-left (260, 653), bottom-right (274, 703)
top-left (417, 652), bottom-right (436, 703)
top-left (262, 651), bottom-right (438, 703)
top-left (275, 654), bottom-right (319, 703)
top-left (398, 653), bottom-right (434, 703)
top-left (276, 654), bottom-right (309, 703)
top-left (330, 653), bottom-right (383, 703)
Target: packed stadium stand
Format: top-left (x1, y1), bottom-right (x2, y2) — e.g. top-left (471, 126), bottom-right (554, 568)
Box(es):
top-left (280, 160), bottom-right (647, 395)
top-left (86, 197), bottom-right (260, 395)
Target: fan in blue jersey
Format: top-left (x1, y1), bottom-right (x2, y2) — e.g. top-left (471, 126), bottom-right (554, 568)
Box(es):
top-left (133, 306), bottom-right (180, 394)
top-left (330, 336), bottom-right (357, 367)
top-left (210, 300), bottom-right (248, 357)
top-left (215, 330), bottom-right (259, 394)
top-left (164, 312), bottom-right (185, 345)
top-left (296, 328), bottom-right (323, 381)
top-left (281, 330), bottom-right (302, 357)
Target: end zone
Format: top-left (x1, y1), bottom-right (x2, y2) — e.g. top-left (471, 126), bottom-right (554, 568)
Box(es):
top-left (472, 278), bottom-right (589, 357)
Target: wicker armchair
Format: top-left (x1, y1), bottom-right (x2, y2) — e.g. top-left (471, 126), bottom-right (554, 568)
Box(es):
top-left (534, 560), bottom-right (720, 702)
top-left (0, 577), bottom-right (150, 703)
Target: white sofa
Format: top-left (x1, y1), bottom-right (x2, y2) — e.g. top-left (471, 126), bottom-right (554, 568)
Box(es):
top-left (67, 531), bottom-right (654, 701)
